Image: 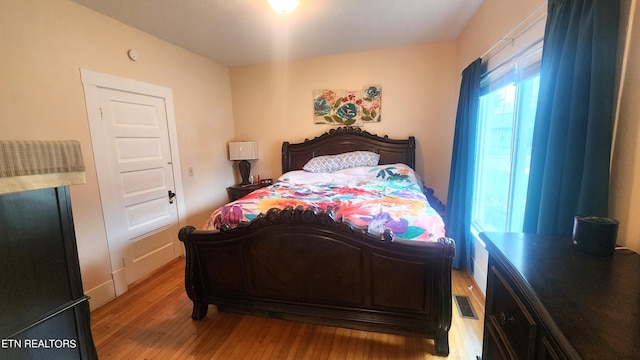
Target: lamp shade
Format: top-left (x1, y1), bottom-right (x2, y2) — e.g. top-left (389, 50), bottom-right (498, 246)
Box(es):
top-left (228, 142), bottom-right (258, 161)
top-left (0, 140), bottom-right (86, 195)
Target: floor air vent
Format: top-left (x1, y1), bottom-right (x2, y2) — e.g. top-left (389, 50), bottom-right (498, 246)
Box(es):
top-left (453, 294), bottom-right (478, 319)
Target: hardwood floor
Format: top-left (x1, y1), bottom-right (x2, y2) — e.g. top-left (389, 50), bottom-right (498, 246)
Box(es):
top-left (91, 257), bottom-right (484, 359)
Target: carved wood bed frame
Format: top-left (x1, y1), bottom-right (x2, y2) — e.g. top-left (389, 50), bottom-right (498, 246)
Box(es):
top-left (178, 127), bottom-right (455, 356)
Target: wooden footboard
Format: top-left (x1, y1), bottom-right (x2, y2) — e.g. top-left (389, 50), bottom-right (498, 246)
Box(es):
top-left (178, 206), bottom-right (455, 356)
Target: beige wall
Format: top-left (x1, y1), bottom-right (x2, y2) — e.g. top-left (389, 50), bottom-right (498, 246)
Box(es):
top-left (611, 0), bottom-right (640, 251)
top-left (457, 0), bottom-right (546, 71)
top-left (1, 0), bottom-right (235, 307)
top-left (229, 42), bottom-right (459, 199)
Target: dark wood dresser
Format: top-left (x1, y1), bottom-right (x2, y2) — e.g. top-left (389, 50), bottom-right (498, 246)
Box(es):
top-left (0, 187), bottom-right (97, 359)
top-left (226, 183), bottom-right (269, 202)
top-left (481, 232), bottom-right (640, 359)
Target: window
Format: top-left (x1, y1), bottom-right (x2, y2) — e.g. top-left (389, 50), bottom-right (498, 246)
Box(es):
top-left (471, 48), bottom-right (541, 233)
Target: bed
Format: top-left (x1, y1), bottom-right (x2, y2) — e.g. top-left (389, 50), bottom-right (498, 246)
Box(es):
top-left (178, 127), bottom-right (455, 356)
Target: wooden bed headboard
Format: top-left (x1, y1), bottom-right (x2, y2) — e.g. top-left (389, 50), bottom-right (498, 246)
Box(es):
top-left (282, 127), bottom-right (416, 173)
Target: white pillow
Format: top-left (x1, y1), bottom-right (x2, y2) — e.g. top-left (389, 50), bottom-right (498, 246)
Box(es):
top-left (278, 170), bottom-right (321, 183)
top-left (279, 167), bottom-right (375, 185)
top-left (302, 151), bottom-right (380, 173)
top-left (279, 163), bottom-right (420, 186)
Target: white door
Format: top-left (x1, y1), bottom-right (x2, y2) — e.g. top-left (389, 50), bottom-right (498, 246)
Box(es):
top-left (81, 69), bottom-right (185, 295)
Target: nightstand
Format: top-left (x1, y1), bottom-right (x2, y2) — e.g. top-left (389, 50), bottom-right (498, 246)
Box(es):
top-left (226, 183), bottom-right (268, 202)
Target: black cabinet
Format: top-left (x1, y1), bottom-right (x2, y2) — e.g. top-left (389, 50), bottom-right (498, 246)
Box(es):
top-left (226, 183), bottom-right (269, 202)
top-left (0, 187), bottom-right (97, 359)
top-left (481, 232), bottom-right (640, 360)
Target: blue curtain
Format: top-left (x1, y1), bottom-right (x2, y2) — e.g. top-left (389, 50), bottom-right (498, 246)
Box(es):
top-left (523, 0), bottom-right (620, 235)
top-left (445, 58), bottom-right (482, 270)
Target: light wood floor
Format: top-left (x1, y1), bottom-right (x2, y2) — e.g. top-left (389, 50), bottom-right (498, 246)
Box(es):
top-left (91, 257), bottom-right (484, 360)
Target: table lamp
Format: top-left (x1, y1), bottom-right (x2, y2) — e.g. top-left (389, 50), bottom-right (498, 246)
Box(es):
top-left (228, 142), bottom-right (258, 185)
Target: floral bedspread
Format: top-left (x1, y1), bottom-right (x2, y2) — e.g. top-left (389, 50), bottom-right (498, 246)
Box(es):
top-left (204, 164), bottom-right (446, 242)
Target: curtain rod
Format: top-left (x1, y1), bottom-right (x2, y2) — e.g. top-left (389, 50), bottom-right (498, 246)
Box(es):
top-left (481, 37), bottom-right (544, 79)
top-left (481, 1), bottom-right (547, 61)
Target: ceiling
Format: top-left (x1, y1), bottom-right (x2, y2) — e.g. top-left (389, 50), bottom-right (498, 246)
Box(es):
top-left (70, 0), bottom-right (484, 67)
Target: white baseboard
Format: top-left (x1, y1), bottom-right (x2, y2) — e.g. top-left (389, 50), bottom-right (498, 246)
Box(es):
top-left (470, 234), bottom-right (489, 296)
top-left (112, 267), bottom-right (129, 297)
top-left (85, 279), bottom-right (116, 311)
top-left (86, 267), bottom-right (130, 311)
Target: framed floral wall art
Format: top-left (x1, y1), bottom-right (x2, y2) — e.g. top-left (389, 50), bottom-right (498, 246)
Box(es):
top-left (313, 85), bottom-right (381, 126)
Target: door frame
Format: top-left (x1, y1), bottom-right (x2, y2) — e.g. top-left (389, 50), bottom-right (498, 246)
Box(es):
top-left (80, 68), bottom-right (186, 296)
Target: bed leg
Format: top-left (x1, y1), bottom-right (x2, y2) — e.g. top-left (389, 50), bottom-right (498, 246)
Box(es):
top-left (434, 329), bottom-right (450, 356)
top-left (191, 302), bottom-right (208, 320)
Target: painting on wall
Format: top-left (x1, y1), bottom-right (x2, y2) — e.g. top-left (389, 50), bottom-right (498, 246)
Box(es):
top-left (313, 85), bottom-right (381, 126)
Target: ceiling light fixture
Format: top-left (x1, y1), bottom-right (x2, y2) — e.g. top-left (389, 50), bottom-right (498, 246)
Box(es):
top-left (268, 0), bottom-right (299, 14)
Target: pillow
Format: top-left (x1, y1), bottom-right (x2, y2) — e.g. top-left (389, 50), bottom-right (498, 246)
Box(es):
top-left (302, 154), bottom-right (344, 173)
top-left (280, 167), bottom-right (378, 185)
top-left (302, 151), bottom-right (380, 173)
top-left (340, 151), bottom-right (380, 169)
top-left (278, 170), bottom-right (320, 183)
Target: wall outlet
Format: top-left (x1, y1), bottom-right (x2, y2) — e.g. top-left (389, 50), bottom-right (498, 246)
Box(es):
top-left (187, 166), bottom-right (194, 177)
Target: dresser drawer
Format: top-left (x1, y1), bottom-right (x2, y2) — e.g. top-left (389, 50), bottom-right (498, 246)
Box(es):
top-left (487, 265), bottom-right (537, 359)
